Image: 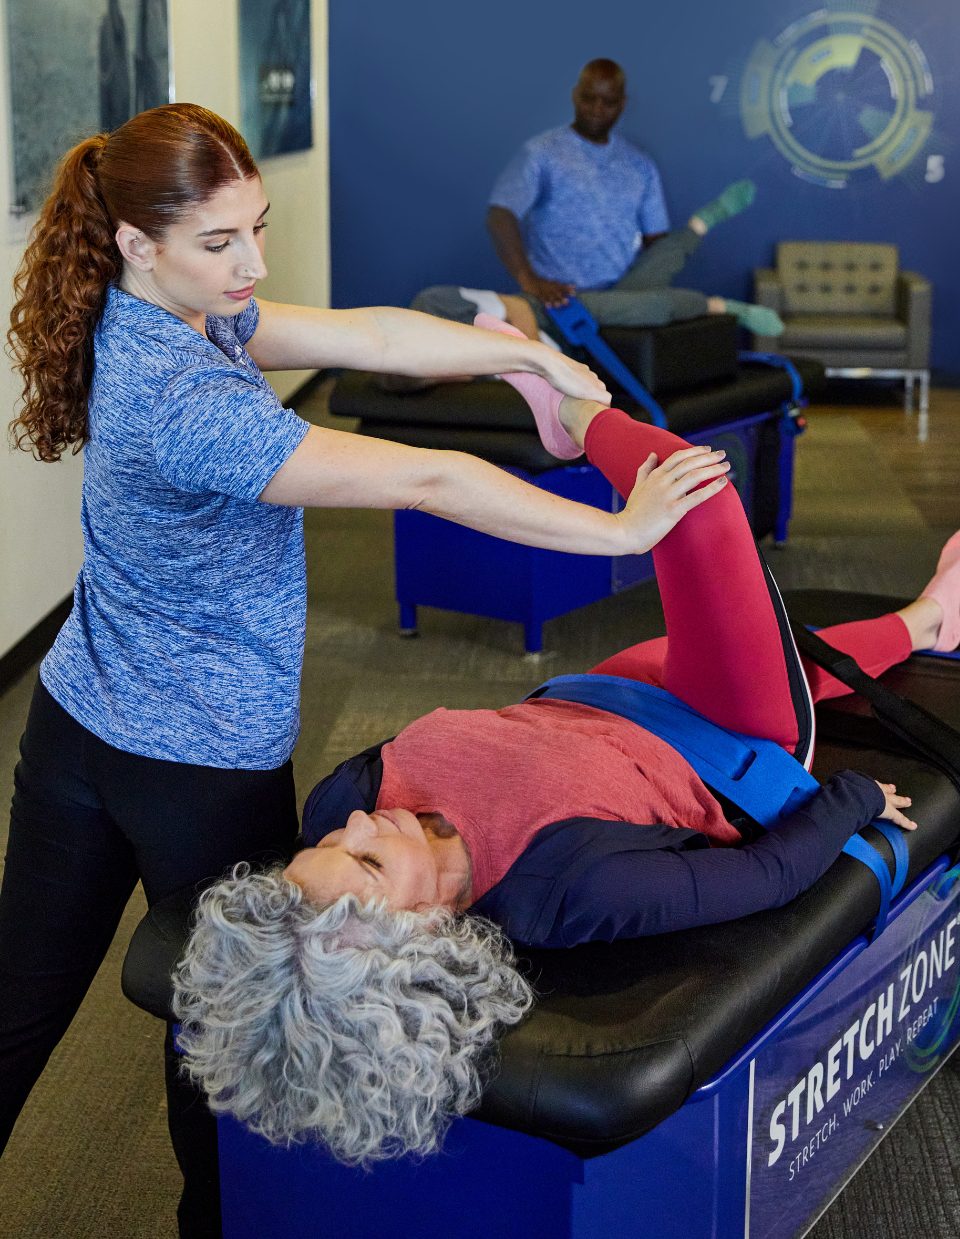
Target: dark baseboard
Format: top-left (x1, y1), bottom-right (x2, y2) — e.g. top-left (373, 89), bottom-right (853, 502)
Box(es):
top-left (0, 596), bottom-right (72, 695)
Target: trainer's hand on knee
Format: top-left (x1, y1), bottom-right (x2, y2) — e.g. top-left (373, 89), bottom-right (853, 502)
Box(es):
top-left (876, 782), bottom-right (917, 831)
top-left (616, 446), bottom-right (731, 553)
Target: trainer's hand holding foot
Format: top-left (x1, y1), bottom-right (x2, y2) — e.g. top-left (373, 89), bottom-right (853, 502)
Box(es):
top-left (474, 312), bottom-right (603, 458)
top-left (475, 312), bottom-right (731, 552)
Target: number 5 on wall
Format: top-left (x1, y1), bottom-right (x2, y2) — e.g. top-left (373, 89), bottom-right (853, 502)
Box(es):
top-left (925, 155), bottom-right (945, 183)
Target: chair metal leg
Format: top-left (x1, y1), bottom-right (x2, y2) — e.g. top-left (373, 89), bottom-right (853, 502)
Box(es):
top-left (918, 370), bottom-right (930, 444)
top-left (904, 372), bottom-right (915, 415)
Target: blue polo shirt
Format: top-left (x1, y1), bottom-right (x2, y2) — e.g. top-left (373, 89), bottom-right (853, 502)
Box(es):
top-left (489, 125), bottom-right (670, 290)
top-left (40, 287), bottom-right (310, 769)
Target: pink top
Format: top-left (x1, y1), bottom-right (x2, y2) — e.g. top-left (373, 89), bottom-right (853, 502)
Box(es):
top-left (377, 697), bottom-right (740, 900)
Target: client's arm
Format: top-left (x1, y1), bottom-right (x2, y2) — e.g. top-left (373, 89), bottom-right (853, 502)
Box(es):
top-left (540, 771), bottom-right (891, 946)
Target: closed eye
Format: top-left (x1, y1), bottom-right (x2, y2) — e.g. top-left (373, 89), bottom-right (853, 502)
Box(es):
top-left (358, 852), bottom-right (383, 874)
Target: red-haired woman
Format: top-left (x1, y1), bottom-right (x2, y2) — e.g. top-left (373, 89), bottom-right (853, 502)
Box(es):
top-left (1, 104), bottom-right (729, 1233)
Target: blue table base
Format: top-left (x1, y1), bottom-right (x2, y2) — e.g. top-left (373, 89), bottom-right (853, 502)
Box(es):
top-left (218, 860), bottom-right (960, 1239)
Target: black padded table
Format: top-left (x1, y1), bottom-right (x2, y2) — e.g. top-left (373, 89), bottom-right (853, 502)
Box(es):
top-left (328, 360), bottom-right (825, 473)
top-left (122, 590), bottom-right (960, 1239)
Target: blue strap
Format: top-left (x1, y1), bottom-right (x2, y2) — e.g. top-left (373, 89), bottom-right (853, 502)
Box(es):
top-left (545, 299), bottom-right (669, 428)
top-left (530, 673), bottom-right (908, 935)
top-left (737, 350), bottom-right (805, 407)
top-left (872, 820), bottom-right (910, 894)
top-left (842, 833), bottom-right (894, 938)
top-left (530, 674), bottom-right (818, 826)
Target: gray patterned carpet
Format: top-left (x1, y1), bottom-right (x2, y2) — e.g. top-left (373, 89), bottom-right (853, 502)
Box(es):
top-left (1, 393), bottom-right (959, 1237)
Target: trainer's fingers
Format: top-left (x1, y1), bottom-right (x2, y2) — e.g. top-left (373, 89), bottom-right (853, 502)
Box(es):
top-left (680, 476), bottom-right (729, 510)
top-left (635, 453), bottom-right (659, 481)
top-left (665, 449), bottom-right (727, 479)
top-left (673, 461), bottom-right (731, 493)
top-left (659, 445), bottom-right (715, 472)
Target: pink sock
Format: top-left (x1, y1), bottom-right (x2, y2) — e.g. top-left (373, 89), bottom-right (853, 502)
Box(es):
top-left (473, 312), bottom-right (582, 459)
top-left (922, 530), bottom-right (960, 651)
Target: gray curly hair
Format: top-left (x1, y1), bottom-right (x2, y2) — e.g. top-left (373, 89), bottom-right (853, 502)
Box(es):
top-left (172, 863), bottom-right (533, 1165)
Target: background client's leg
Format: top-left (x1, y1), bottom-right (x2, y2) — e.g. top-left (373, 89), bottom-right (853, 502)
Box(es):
top-left (579, 286), bottom-right (708, 328)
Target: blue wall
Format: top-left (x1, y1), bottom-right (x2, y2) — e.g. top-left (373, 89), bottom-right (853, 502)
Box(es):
top-left (329, 1), bottom-right (959, 375)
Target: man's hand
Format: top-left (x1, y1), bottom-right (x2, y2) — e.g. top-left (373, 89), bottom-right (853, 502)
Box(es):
top-left (487, 206), bottom-right (576, 308)
top-left (519, 273), bottom-right (576, 307)
top-left (876, 782), bottom-right (917, 831)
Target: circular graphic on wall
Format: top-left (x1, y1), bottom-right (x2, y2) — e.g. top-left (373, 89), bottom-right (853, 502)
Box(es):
top-left (740, 10), bottom-right (934, 188)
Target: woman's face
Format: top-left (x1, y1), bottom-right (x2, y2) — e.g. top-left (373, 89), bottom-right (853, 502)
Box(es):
top-left (284, 808), bottom-right (442, 912)
top-left (120, 175), bottom-right (270, 331)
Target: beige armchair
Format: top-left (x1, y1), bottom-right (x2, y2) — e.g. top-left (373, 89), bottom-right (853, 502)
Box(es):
top-left (753, 242), bottom-right (932, 439)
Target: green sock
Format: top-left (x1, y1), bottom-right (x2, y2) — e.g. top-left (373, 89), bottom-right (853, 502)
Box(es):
top-left (724, 300), bottom-right (784, 337)
top-left (694, 179), bottom-right (756, 231)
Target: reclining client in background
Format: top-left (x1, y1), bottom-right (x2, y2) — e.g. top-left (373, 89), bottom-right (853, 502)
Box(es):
top-left (174, 320), bottom-right (960, 1167)
top-left (382, 183), bottom-right (784, 392)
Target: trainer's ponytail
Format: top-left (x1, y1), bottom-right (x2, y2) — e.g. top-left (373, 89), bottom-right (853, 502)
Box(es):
top-left (8, 136), bottom-right (118, 461)
top-left (7, 104), bottom-right (258, 462)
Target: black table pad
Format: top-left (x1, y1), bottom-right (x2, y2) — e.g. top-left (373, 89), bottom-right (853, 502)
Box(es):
top-left (120, 590), bottom-right (960, 1156)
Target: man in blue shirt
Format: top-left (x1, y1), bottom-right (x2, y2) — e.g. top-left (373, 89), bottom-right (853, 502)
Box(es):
top-left (403, 60), bottom-right (780, 351)
top-left (487, 58), bottom-right (671, 305)
top-left (479, 58), bottom-right (779, 340)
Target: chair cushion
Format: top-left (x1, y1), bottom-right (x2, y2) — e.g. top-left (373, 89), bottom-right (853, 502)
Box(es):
top-left (777, 242), bottom-right (898, 316)
top-left (780, 314), bottom-right (908, 350)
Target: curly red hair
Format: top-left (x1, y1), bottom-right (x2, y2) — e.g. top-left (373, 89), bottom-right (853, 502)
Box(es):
top-left (7, 104), bottom-right (258, 462)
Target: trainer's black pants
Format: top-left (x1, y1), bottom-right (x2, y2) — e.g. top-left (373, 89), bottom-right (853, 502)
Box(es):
top-left (0, 680), bottom-right (298, 1237)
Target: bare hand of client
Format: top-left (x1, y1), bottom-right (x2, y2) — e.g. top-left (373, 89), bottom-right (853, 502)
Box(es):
top-left (875, 782), bottom-right (917, 831)
top-left (616, 446), bottom-right (731, 553)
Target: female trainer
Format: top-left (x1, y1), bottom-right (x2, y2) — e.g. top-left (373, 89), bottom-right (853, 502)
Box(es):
top-left (0, 103), bottom-right (728, 1236)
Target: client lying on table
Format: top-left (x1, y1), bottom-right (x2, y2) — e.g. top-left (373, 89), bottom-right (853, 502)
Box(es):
top-left (174, 321), bottom-right (960, 1168)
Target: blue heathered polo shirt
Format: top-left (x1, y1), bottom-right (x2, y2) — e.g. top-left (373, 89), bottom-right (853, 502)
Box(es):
top-left (489, 126), bottom-right (670, 290)
top-left (40, 286), bottom-right (310, 769)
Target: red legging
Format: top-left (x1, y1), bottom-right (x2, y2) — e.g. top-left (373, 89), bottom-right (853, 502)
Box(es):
top-left (583, 410), bottom-right (912, 755)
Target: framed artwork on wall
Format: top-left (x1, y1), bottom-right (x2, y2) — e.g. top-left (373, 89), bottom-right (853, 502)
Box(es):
top-left (5, 0), bottom-right (171, 220)
top-left (238, 0), bottom-right (312, 161)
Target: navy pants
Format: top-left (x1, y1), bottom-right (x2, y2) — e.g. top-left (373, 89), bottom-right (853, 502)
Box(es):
top-left (0, 680), bottom-right (299, 1237)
